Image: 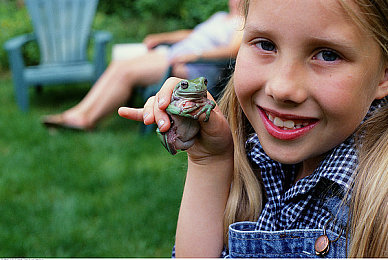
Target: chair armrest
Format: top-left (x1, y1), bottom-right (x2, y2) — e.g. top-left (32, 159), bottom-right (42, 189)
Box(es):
top-left (3, 33), bottom-right (36, 75)
top-left (91, 30), bottom-right (112, 79)
top-left (91, 30), bottom-right (112, 44)
top-left (3, 33), bottom-right (36, 52)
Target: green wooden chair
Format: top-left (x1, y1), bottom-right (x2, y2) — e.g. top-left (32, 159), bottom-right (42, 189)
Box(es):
top-left (3, 0), bottom-right (112, 111)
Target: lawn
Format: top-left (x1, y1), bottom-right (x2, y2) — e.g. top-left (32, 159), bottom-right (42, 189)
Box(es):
top-left (0, 72), bottom-right (187, 257)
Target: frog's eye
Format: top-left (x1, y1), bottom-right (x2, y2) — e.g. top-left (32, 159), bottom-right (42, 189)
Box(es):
top-left (180, 81), bottom-right (189, 89)
top-left (204, 79), bottom-right (208, 86)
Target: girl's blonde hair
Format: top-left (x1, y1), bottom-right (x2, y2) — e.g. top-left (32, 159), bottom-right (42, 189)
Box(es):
top-left (352, 105), bottom-right (388, 257)
top-left (219, 75), bottom-right (263, 242)
top-left (218, 0), bottom-right (388, 256)
top-left (332, 0), bottom-right (388, 257)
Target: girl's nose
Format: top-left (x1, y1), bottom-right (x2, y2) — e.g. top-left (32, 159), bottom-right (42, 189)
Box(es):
top-left (265, 61), bottom-right (308, 105)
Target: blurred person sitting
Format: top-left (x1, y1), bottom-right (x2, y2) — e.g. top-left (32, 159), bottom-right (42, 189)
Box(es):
top-left (42, 0), bottom-right (242, 131)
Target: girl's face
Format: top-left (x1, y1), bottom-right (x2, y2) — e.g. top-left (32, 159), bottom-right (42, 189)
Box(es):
top-left (234, 0), bottom-right (388, 177)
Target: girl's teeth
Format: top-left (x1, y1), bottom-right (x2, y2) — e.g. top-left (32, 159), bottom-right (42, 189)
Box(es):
top-left (273, 117), bottom-right (284, 127)
top-left (267, 113), bottom-right (308, 130)
top-left (284, 120), bottom-right (295, 129)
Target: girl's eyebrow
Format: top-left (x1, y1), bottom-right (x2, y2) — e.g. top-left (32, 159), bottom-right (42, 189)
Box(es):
top-left (307, 35), bottom-right (358, 56)
top-left (243, 24), bottom-right (271, 37)
top-left (242, 25), bottom-right (278, 42)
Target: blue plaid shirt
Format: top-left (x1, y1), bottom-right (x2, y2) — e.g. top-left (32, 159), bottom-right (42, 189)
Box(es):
top-left (246, 133), bottom-right (354, 236)
top-left (172, 97), bottom-right (387, 258)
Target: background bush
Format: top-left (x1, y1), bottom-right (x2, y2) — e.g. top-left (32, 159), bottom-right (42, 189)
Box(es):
top-left (1, 0), bottom-right (228, 72)
top-left (0, 1), bottom-right (37, 71)
top-left (98, 0), bottom-right (227, 27)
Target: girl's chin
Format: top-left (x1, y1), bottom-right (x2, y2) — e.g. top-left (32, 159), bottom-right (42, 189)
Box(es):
top-left (265, 148), bottom-right (304, 164)
top-left (256, 133), bottom-right (309, 164)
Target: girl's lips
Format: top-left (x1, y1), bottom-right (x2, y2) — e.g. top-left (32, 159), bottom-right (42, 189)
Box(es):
top-left (258, 106), bottom-right (319, 140)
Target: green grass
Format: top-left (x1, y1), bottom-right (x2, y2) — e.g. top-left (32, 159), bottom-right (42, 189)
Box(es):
top-left (0, 72), bottom-right (187, 257)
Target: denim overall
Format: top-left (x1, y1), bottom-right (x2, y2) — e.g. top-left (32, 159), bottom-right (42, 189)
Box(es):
top-left (226, 197), bottom-right (348, 258)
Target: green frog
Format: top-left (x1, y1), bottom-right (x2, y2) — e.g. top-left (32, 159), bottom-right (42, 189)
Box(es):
top-left (157, 77), bottom-right (216, 155)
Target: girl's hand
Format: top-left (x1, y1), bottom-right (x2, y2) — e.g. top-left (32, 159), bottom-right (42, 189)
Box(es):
top-left (118, 77), bottom-right (234, 164)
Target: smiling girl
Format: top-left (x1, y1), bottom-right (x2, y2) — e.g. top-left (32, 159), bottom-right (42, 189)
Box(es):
top-left (119, 0), bottom-right (388, 257)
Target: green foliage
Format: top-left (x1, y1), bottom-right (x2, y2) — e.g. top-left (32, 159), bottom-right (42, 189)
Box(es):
top-left (98, 0), bottom-right (228, 28)
top-left (181, 0), bottom-right (229, 27)
top-left (0, 1), bottom-right (38, 71)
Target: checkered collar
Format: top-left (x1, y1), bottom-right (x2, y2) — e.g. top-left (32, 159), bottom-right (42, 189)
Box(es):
top-left (246, 97), bottom-right (388, 202)
top-left (246, 134), bottom-right (356, 202)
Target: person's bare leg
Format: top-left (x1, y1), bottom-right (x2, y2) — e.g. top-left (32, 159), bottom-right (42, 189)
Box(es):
top-left (44, 51), bottom-right (169, 129)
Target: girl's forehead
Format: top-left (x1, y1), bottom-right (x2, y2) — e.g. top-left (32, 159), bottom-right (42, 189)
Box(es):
top-left (245, 0), bottom-right (364, 38)
top-left (246, 0), bottom-right (366, 25)
top-left (247, 0), bottom-right (348, 19)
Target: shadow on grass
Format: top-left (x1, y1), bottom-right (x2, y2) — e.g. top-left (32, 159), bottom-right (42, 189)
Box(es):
top-left (29, 83), bottom-right (92, 111)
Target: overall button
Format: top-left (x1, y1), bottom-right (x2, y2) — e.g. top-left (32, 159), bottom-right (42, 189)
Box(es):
top-left (315, 235), bottom-right (329, 256)
top-left (315, 215), bottom-right (343, 256)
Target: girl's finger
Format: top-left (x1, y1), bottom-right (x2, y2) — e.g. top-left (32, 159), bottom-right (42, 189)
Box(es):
top-left (119, 77), bottom-right (183, 131)
top-left (156, 77), bottom-right (182, 110)
top-left (145, 77), bottom-right (182, 132)
top-left (118, 107), bottom-right (144, 122)
top-left (152, 94), bottom-right (172, 132)
top-left (142, 96), bottom-right (157, 125)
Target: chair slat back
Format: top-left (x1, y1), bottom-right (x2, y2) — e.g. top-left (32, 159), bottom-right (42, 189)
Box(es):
top-left (25, 0), bottom-right (98, 65)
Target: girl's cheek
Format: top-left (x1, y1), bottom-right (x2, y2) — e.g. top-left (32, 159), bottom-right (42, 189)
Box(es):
top-left (322, 76), bottom-right (370, 111)
top-left (234, 64), bottom-right (265, 98)
top-left (234, 71), bottom-right (254, 103)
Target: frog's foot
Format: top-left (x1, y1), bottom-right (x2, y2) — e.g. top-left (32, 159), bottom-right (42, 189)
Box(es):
top-left (193, 101), bottom-right (216, 121)
top-left (179, 104), bottom-right (200, 115)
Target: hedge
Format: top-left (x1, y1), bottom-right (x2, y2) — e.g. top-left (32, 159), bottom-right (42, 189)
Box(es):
top-left (1, 0), bottom-right (229, 72)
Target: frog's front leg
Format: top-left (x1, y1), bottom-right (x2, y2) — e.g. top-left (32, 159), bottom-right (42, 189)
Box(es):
top-left (166, 102), bottom-right (200, 119)
top-left (192, 100), bottom-right (216, 121)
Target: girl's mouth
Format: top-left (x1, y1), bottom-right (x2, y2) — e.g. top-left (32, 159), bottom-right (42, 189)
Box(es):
top-left (258, 107), bottom-right (319, 140)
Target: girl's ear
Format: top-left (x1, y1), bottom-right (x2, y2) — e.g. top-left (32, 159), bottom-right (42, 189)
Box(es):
top-left (375, 68), bottom-right (388, 99)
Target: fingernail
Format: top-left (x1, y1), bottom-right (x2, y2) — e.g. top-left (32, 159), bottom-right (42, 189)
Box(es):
top-left (157, 119), bottom-right (165, 128)
top-left (158, 98), bottom-right (165, 107)
top-left (143, 112), bottom-right (149, 120)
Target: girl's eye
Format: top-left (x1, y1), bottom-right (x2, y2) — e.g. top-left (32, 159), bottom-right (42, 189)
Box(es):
top-left (314, 50), bottom-right (341, 62)
top-left (255, 40), bottom-right (276, 52)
